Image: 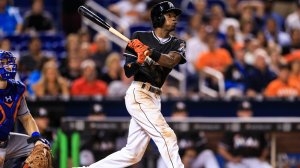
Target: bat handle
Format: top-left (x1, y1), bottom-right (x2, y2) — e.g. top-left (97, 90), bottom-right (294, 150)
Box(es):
top-left (108, 27), bottom-right (130, 43)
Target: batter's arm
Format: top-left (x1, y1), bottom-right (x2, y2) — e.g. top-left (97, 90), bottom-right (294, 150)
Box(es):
top-left (148, 50), bottom-right (182, 69)
top-left (19, 113), bottom-right (40, 136)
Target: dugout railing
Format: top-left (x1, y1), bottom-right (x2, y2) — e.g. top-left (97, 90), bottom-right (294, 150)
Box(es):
top-left (59, 117), bottom-right (300, 168)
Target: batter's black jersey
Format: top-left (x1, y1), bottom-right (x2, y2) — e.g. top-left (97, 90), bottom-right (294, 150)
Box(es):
top-left (124, 31), bottom-right (186, 88)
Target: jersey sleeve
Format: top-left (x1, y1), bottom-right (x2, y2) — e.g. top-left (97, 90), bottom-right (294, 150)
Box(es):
top-left (172, 39), bottom-right (186, 64)
top-left (17, 96), bottom-right (29, 116)
top-left (123, 32), bottom-right (140, 78)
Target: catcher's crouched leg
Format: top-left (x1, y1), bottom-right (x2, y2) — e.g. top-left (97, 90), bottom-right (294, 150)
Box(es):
top-left (23, 144), bottom-right (52, 168)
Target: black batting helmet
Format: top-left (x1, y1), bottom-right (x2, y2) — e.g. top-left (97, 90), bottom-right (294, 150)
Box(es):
top-left (150, 1), bottom-right (182, 28)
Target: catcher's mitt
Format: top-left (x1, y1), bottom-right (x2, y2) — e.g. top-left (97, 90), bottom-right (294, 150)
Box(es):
top-left (23, 144), bottom-right (52, 168)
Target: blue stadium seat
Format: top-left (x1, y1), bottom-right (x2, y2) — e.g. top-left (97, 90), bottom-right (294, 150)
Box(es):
top-left (207, 0), bottom-right (226, 11)
top-left (129, 23), bottom-right (152, 37)
top-left (13, 0), bottom-right (31, 7)
top-left (93, 0), bottom-right (120, 8)
top-left (175, 22), bottom-right (187, 34)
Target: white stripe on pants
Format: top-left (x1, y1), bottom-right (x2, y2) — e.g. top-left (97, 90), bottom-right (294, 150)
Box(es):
top-left (89, 82), bottom-right (184, 168)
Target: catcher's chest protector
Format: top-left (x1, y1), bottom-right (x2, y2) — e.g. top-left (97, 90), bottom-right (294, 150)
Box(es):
top-left (0, 80), bottom-right (25, 140)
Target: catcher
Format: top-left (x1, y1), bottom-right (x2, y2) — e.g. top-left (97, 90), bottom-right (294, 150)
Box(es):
top-left (0, 50), bottom-right (52, 168)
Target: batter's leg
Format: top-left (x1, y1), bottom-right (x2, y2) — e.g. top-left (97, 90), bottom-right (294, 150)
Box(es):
top-left (128, 88), bottom-right (184, 168)
top-left (89, 118), bottom-right (150, 168)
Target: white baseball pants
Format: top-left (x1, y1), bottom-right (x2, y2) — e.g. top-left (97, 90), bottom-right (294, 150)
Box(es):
top-left (89, 82), bottom-right (184, 168)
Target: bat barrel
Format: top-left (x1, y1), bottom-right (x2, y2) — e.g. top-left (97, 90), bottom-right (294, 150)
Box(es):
top-left (78, 6), bottom-right (111, 30)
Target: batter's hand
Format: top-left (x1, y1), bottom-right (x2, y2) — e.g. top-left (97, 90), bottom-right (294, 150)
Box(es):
top-left (128, 39), bottom-right (149, 55)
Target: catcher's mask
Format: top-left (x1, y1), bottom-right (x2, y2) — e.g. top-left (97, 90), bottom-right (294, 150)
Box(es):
top-left (150, 1), bottom-right (182, 28)
top-left (0, 51), bottom-right (17, 80)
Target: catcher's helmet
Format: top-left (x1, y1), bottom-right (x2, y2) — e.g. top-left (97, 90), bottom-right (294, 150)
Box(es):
top-left (151, 1), bottom-right (182, 28)
top-left (0, 50), bottom-right (17, 80)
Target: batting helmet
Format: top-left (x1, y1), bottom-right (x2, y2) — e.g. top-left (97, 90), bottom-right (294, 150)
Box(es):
top-left (0, 51), bottom-right (17, 80)
top-left (151, 1), bottom-right (182, 28)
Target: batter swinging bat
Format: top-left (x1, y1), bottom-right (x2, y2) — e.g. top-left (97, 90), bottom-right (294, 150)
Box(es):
top-left (78, 6), bottom-right (130, 43)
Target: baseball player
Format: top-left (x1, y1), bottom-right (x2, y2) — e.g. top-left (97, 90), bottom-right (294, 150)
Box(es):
top-left (0, 50), bottom-right (51, 168)
top-left (85, 1), bottom-right (186, 168)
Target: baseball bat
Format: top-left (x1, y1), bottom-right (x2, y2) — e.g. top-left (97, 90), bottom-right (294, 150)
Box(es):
top-left (78, 6), bottom-right (130, 43)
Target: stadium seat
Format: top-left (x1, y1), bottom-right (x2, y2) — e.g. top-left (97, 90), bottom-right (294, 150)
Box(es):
top-left (129, 23), bottom-right (152, 36)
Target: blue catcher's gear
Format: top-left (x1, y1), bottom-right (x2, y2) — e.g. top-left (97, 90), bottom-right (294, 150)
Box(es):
top-left (0, 51), bottom-right (17, 80)
top-left (0, 80), bottom-right (26, 140)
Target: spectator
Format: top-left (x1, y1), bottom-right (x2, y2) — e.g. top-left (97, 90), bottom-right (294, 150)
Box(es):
top-left (289, 60), bottom-right (300, 91)
top-left (108, 69), bottom-right (133, 97)
top-left (141, 0), bottom-right (161, 22)
top-left (196, 33), bottom-right (232, 74)
top-left (193, 0), bottom-right (209, 17)
top-left (90, 33), bottom-right (111, 72)
top-left (256, 31), bottom-right (268, 49)
top-left (32, 60), bottom-right (69, 97)
top-left (246, 49), bottom-right (276, 97)
top-left (237, 0), bottom-right (265, 19)
top-left (78, 28), bottom-right (91, 44)
top-left (264, 64), bottom-right (299, 97)
top-left (208, 14), bottom-right (225, 43)
top-left (60, 53), bottom-right (82, 81)
top-left (221, 25), bottom-right (243, 58)
top-left (264, 17), bottom-right (291, 46)
top-left (19, 36), bottom-right (49, 81)
top-left (239, 19), bottom-right (255, 42)
top-left (0, 0), bottom-right (23, 34)
top-left (182, 0), bottom-right (209, 39)
top-left (108, 0), bottom-right (146, 27)
top-left (87, 103), bottom-right (106, 121)
top-left (267, 42), bottom-right (282, 74)
top-left (0, 38), bottom-right (20, 61)
top-left (290, 28), bottom-right (300, 50)
top-left (186, 25), bottom-right (208, 75)
top-left (78, 42), bottom-right (92, 60)
top-left (161, 79), bottom-right (181, 98)
top-left (31, 107), bottom-right (53, 142)
top-left (101, 52), bottom-right (122, 85)
top-left (225, 45), bottom-right (255, 97)
top-left (71, 59), bottom-right (108, 96)
top-left (23, 0), bottom-right (54, 33)
top-left (244, 39), bottom-right (261, 66)
top-left (225, 0), bottom-right (240, 19)
top-left (262, 0), bottom-right (284, 31)
top-left (282, 28), bottom-right (300, 55)
top-left (211, 4), bottom-right (240, 38)
top-left (285, 1), bottom-right (300, 31)
top-left (157, 102), bottom-right (220, 168)
top-left (66, 33), bottom-right (79, 55)
top-left (185, 25), bottom-right (208, 93)
top-left (238, 4), bottom-right (262, 35)
top-left (218, 101), bottom-right (272, 168)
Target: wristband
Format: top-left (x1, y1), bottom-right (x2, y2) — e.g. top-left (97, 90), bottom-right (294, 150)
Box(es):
top-left (27, 132), bottom-right (41, 144)
top-left (149, 49), bottom-right (161, 62)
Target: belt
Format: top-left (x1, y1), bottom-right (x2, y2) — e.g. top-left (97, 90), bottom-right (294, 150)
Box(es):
top-left (140, 83), bottom-right (162, 95)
